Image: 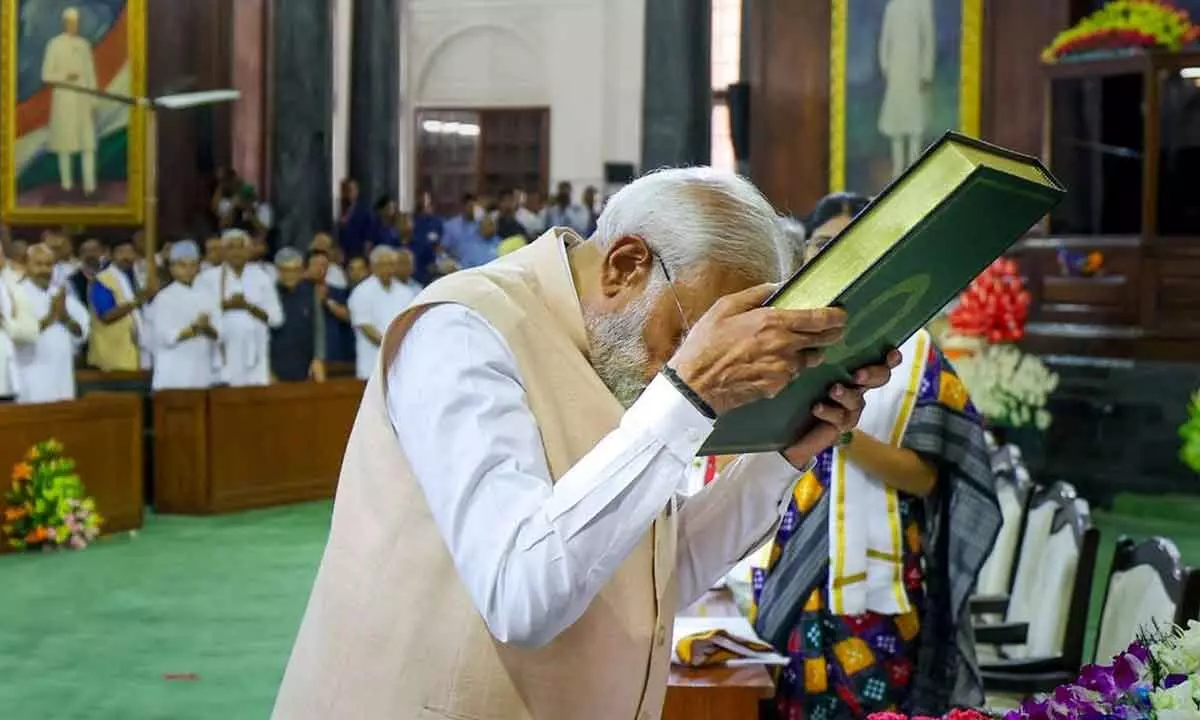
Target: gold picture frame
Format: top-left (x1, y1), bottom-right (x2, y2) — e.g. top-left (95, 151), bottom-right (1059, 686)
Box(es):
top-left (1, 0), bottom-right (146, 225)
top-left (829, 0), bottom-right (983, 193)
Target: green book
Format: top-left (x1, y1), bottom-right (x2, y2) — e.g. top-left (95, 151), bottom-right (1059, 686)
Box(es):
top-left (699, 131), bottom-right (1065, 456)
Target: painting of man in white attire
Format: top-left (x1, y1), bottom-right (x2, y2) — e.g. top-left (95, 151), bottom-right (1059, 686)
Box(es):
top-left (877, 0), bottom-right (935, 180)
top-left (1, 0), bottom-right (146, 225)
top-left (831, 0), bottom-right (981, 196)
top-left (42, 7), bottom-right (99, 196)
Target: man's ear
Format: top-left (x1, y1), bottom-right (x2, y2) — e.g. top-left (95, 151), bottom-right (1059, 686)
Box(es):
top-left (599, 235), bottom-right (655, 298)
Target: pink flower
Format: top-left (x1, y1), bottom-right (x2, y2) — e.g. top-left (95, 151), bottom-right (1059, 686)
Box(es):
top-left (946, 711), bottom-right (990, 720)
top-left (69, 536), bottom-right (85, 549)
top-left (867, 713), bottom-right (908, 720)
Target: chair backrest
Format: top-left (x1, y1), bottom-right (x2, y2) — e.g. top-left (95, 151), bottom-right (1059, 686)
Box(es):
top-left (1006, 482), bottom-right (1077, 626)
top-left (1094, 536), bottom-right (1189, 663)
top-left (1182, 567), bottom-right (1200, 625)
top-left (1016, 497), bottom-right (1099, 666)
top-left (976, 478), bottom-right (1032, 596)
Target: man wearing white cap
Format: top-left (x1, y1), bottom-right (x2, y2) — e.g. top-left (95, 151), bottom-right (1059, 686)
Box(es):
top-left (197, 229), bottom-right (283, 386)
top-left (149, 241), bottom-right (221, 391)
top-left (41, 7), bottom-right (99, 196)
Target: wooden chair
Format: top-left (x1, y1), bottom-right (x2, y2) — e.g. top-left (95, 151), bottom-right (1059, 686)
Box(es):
top-left (1093, 537), bottom-right (1200, 663)
top-left (979, 497), bottom-right (1101, 695)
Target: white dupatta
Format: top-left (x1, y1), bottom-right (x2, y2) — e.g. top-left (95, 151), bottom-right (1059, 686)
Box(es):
top-left (827, 329), bottom-right (930, 616)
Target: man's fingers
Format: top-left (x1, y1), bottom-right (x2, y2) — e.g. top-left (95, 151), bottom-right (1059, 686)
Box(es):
top-left (812, 402), bottom-right (853, 430)
top-left (779, 307), bottom-right (848, 333)
top-left (826, 384), bottom-right (865, 413)
top-left (718, 283), bottom-right (780, 314)
top-left (852, 363), bottom-right (893, 389)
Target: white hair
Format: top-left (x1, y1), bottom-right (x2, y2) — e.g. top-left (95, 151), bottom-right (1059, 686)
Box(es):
top-left (775, 216), bottom-right (808, 278)
top-left (274, 247), bottom-right (303, 266)
top-left (221, 229), bottom-right (250, 248)
top-left (369, 245), bottom-right (399, 263)
top-left (592, 167), bottom-right (782, 284)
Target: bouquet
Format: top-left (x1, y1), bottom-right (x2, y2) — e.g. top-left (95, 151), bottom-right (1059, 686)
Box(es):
top-left (869, 710), bottom-right (991, 720)
top-left (1003, 621), bottom-right (1200, 719)
top-left (1180, 390), bottom-right (1200, 473)
top-left (948, 259), bottom-right (1032, 344)
top-left (1042, 0), bottom-right (1197, 62)
top-left (3, 439), bottom-right (103, 551)
top-left (952, 343), bottom-right (1059, 431)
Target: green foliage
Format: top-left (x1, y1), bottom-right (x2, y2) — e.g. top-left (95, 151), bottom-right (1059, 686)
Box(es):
top-left (3, 439), bottom-right (102, 551)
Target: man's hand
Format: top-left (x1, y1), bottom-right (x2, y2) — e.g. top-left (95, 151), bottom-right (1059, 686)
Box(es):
top-left (668, 284), bottom-right (847, 416)
top-left (781, 350), bottom-right (903, 470)
top-left (50, 290), bottom-right (67, 321)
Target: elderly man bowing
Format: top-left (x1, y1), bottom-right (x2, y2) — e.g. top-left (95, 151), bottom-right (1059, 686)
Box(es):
top-left (198, 229), bottom-right (282, 386)
top-left (274, 169), bottom-right (901, 719)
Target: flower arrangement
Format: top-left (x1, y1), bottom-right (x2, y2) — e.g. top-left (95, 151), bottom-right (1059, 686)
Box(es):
top-left (953, 343), bottom-right (1059, 430)
top-left (3, 439), bottom-right (102, 551)
top-left (1179, 390), bottom-right (1200, 473)
top-left (948, 259), bottom-right (1032, 344)
top-left (1002, 621), bottom-right (1200, 720)
top-left (937, 258), bottom-right (1057, 431)
top-left (1042, 0), bottom-right (1197, 62)
top-left (868, 709), bottom-right (991, 720)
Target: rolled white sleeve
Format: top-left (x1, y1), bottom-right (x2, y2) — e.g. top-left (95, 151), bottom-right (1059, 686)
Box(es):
top-left (673, 452), bottom-right (803, 609)
top-left (387, 303), bottom-right (803, 647)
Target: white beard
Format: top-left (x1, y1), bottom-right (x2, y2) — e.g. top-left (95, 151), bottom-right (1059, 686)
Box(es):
top-left (583, 279), bottom-right (663, 409)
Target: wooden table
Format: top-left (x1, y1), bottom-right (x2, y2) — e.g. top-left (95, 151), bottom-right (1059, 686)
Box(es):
top-left (0, 394), bottom-right (145, 547)
top-left (153, 379), bottom-right (364, 513)
top-left (664, 589), bottom-right (776, 720)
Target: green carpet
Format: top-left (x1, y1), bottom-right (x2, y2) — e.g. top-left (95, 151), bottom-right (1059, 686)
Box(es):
top-left (0, 502), bottom-right (333, 720)
top-left (1, 495), bottom-right (1198, 719)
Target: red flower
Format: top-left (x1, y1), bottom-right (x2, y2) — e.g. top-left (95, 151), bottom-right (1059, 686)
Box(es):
top-left (945, 709), bottom-right (990, 720)
top-left (866, 713), bottom-right (908, 720)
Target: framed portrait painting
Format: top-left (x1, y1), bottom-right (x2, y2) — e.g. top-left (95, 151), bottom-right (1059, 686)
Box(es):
top-left (1, 0), bottom-right (146, 225)
top-left (830, 0), bottom-right (982, 195)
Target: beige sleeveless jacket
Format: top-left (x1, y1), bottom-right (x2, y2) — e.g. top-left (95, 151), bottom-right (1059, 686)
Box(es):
top-left (273, 230), bottom-right (678, 719)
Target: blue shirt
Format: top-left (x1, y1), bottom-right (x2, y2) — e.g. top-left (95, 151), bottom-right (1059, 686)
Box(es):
top-left (446, 225), bottom-right (500, 269)
top-left (88, 266), bottom-right (137, 317)
top-left (323, 285), bottom-right (355, 363)
top-left (338, 202), bottom-right (374, 259)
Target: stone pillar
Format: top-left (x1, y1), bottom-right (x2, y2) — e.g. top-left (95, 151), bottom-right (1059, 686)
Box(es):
top-left (349, 0), bottom-right (400, 204)
top-left (641, 0), bottom-right (712, 170)
top-left (271, 0), bottom-right (333, 247)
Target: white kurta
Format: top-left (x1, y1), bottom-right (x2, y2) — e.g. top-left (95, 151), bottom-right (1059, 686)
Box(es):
top-left (149, 281), bottom-right (222, 391)
top-left (41, 33), bottom-right (98, 153)
top-left (14, 280), bottom-right (89, 404)
top-left (198, 264), bottom-right (283, 387)
top-left (0, 270), bottom-right (38, 398)
top-left (877, 0), bottom-right (935, 138)
top-left (347, 276), bottom-right (419, 379)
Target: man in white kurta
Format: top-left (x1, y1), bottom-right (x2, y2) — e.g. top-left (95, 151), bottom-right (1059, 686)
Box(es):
top-left (0, 245), bottom-right (38, 399)
top-left (347, 246), bottom-right (418, 380)
top-left (198, 230), bottom-right (283, 386)
top-left (878, 0), bottom-right (935, 179)
top-left (149, 241), bottom-right (221, 391)
top-left (14, 245), bottom-right (89, 404)
top-left (41, 8), bottom-right (99, 195)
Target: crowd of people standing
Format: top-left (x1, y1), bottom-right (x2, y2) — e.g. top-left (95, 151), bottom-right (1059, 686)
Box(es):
top-left (0, 173), bottom-right (605, 406)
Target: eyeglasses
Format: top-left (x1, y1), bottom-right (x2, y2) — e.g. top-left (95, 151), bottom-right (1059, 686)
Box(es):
top-left (656, 254), bottom-right (691, 337)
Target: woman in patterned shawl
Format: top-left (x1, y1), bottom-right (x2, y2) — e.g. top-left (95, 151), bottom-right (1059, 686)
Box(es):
top-left (752, 194), bottom-right (1002, 719)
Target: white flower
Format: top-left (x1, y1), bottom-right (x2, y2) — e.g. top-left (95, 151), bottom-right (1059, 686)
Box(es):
top-left (1151, 676), bottom-right (1200, 718)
